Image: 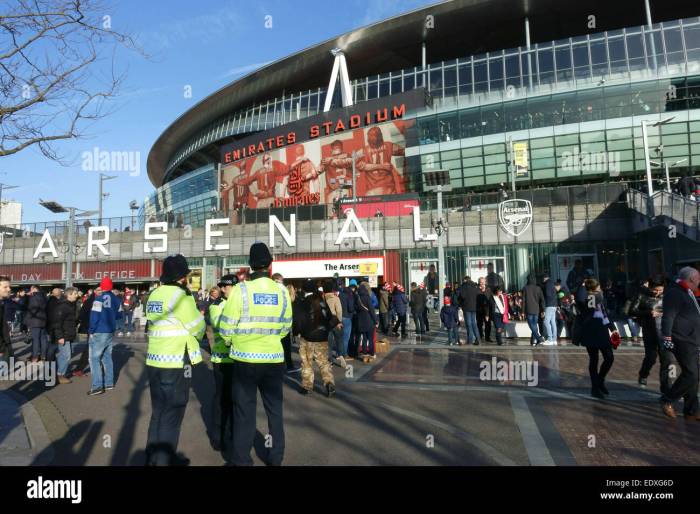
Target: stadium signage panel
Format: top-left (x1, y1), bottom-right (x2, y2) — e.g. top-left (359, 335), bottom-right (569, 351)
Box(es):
top-left (270, 257), bottom-right (384, 279)
top-left (28, 205), bottom-right (439, 259)
top-left (220, 88), bottom-right (428, 164)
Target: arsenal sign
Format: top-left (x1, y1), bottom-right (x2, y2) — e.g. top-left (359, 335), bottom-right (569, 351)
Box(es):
top-left (498, 199), bottom-right (533, 237)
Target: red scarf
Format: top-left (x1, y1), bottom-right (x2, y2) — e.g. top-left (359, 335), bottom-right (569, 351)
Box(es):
top-left (495, 293), bottom-right (509, 324)
top-left (677, 279), bottom-right (693, 292)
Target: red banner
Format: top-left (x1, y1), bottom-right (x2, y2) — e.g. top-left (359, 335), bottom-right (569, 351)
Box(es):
top-left (76, 260), bottom-right (161, 282)
top-left (0, 263), bottom-right (63, 283)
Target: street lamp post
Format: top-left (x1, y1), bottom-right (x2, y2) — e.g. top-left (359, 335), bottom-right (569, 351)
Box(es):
top-left (39, 200), bottom-right (98, 288)
top-left (424, 169), bottom-right (451, 311)
top-left (641, 116), bottom-right (675, 215)
top-left (99, 173), bottom-right (117, 225)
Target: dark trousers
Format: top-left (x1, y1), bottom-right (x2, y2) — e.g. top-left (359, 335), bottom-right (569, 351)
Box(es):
top-left (231, 361), bottom-right (285, 466)
top-left (212, 362), bottom-right (234, 449)
top-left (412, 310), bottom-right (425, 334)
top-left (638, 328), bottom-right (673, 395)
top-left (146, 362), bottom-right (191, 465)
top-left (379, 312), bottom-right (389, 334)
top-left (281, 334), bottom-right (293, 369)
top-left (74, 334), bottom-right (90, 372)
top-left (422, 307), bottom-right (430, 332)
top-left (349, 317), bottom-right (360, 357)
top-left (493, 315), bottom-right (505, 345)
top-left (586, 346), bottom-right (614, 389)
top-left (477, 312), bottom-right (491, 340)
top-left (393, 314), bottom-right (407, 337)
top-left (30, 327), bottom-right (48, 359)
top-left (359, 330), bottom-right (375, 355)
top-left (661, 342), bottom-right (699, 416)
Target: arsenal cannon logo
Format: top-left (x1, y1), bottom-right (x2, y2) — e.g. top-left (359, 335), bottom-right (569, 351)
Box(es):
top-left (498, 199), bottom-right (533, 237)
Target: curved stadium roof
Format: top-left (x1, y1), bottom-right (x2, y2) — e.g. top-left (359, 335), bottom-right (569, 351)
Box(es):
top-left (147, 0), bottom-right (698, 187)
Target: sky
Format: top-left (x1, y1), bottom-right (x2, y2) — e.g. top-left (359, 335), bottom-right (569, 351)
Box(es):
top-left (2, 0), bottom-right (436, 225)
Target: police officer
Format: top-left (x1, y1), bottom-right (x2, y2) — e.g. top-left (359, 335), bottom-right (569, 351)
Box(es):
top-left (208, 273), bottom-right (238, 454)
top-left (220, 242), bottom-right (292, 466)
top-left (145, 254), bottom-right (205, 466)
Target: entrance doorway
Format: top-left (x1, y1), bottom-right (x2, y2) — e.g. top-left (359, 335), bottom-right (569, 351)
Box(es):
top-left (466, 257), bottom-right (507, 289)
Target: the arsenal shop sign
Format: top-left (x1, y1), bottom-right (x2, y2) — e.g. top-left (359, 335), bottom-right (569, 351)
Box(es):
top-left (271, 257), bottom-right (384, 279)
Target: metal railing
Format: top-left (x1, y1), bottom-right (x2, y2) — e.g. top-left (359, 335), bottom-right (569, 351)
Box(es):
top-left (627, 187), bottom-right (700, 240)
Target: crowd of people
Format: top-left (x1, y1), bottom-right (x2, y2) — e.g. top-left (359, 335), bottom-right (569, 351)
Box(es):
top-left (0, 281), bottom-right (145, 393)
top-left (1, 246), bottom-right (699, 466)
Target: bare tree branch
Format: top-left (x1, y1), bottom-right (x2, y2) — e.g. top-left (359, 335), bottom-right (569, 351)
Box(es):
top-left (0, 0), bottom-right (146, 161)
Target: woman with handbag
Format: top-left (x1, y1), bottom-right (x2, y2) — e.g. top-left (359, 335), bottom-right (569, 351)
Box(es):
top-left (573, 278), bottom-right (620, 399)
top-left (489, 286), bottom-right (509, 346)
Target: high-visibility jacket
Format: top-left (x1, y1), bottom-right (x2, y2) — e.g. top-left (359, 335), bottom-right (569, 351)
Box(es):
top-left (220, 276), bottom-right (292, 363)
top-left (146, 285), bottom-right (205, 368)
top-left (209, 298), bottom-right (233, 364)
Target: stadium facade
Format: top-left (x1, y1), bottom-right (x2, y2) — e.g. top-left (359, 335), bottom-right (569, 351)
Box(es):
top-left (3, 0), bottom-right (700, 291)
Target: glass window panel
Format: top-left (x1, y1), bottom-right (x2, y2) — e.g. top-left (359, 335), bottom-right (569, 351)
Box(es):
top-left (355, 83), bottom-right (366, 102)
top-left (379, 79), bottom-right (390, 97)
top-left (462, 146), bottom-right (483, 158)
top-left (474, 61), bottom-right (488, 92)
top-left (458, 64), bottom-right (472, 95)
top-left (684, 25), bottom-right (700, 50)
top-left (442, 149), bottom-right (461, 160)
top-left (418, 116), bottom-right (439, 144)
top-left (531, 147), bottom-right (554, 158)
top-left (485, 163), bottom-right (507, 174)
top-left (556, 133), bottom-right (579, 146)
top-left (483, 143), bottom-right (506, 155)
top-left (626, 32), bottom-right (645, 65)
top-left (590, 40), bottom-right (607, 64)
top-left (573, 43), bottom-right (589, 67)
top-left (438, 112), bottom-right (458, 142)
top-left (459, 110), bottom-right (482, 138)
top-left (481, 105), bottom-right (504, 133)
top-left (580, 130), bottom-right (606, 143)
top-left (530, 137), bottom-right (554, 149)
top-left (556, 45), bottom-right (573, 81)
top-left (367, 80), bottom-right (378, 100)
top-left (464, 176), bottom-right (485, 186)
top-left (664, 27), bottom-right (684, 53)
top-left (505, 54), bottom-right (520, 77)
top-left (462, 156), bottom-right (484, 167)
top-left (430, 68), bottom-right (442, 92)
top-left (489, 56), bottom-right (504, 79)
top-left (404, 71), bottom-right (415, 91)
top-left (463, 167), bottom-right (484, 177)
top-left (505, 100), bottom-right (529, 131)
top-left (391, 76), bottom-right (402, 94)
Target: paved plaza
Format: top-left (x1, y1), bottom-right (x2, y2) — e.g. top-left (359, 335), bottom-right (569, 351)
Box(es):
top-left (1, 318), bottom-right (699, 466)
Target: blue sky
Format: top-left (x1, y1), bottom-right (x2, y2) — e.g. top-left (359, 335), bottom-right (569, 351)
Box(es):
top-left (3, 0), bottom-right (435, 224)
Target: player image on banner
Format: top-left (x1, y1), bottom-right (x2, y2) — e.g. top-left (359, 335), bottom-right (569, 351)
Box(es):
top-left (219, 118), bottom-right (414, 211)
top-left (356, 123), bottom-right (407, 196)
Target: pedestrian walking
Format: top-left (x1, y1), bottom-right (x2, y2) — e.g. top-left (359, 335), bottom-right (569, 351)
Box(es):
top-left (49, 287), bottom-right (80, 385)
top-left (659, 267), bottom-right (700, 420)
top-left (573, 278), bottom-right (619, 399)
top-left (630, 280), bottom-right (673, 392)
top-left (409, 282), bottom-right (426, 335)
top-left (542, 273), bottom-right (558, 345)
top-left (357, 281), bottom-right (378, 360)
top-left (391, 285), bottom-right (408, 338)
top-left (88, 278), bottom-right (122, 396)
top-left (25, 285), bottom-right (49, 362)
top-left (440, 296), bottom-right (460, 346)
top-left (294, 279), bottom-right (338, 395)
top-left (0, 277), bottom-right (13, 362)
top-left (323, 280), bottom-right (345, 367)
top-left (489, 286), bottom-right (509, 345)
top-left (458, 276), bottom-right (480, 345)
top-left (73, 287), bottom-right (99, 377)
top-left (522, 275), bottom-right (545, 346)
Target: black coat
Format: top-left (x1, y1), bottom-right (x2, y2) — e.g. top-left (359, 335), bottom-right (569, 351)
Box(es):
top-left (459, 282), bottom-right (480, 312)
top-left (0, 302), bottom-right (11, 356)
top-left (292, 293), bottom-right (338, 343)
top-left (661, 281), bottom-right (700, 349)
top-left (522, 282), bottom-right (545, 315)
top-left (573, 289), bottom-right (615, 348)
top-left (49, 299), bottom-right (78, 342)
top-left (25, 291), bottom-right (48, 328)
top-left (78, 294), bottom-right (95, 334)
top-left (356, 288), bottom-right (377, 332)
